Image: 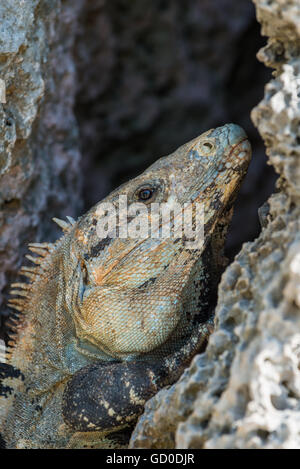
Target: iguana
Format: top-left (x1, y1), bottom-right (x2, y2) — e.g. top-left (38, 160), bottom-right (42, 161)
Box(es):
top-left (0, 123), bottom-right (251, 449)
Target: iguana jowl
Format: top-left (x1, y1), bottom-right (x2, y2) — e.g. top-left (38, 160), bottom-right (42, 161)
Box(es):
top-left (0, 124), bottom-right (251, 448)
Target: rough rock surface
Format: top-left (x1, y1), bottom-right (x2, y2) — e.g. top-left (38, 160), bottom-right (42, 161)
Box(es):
top-left (0, 1), bottom-right (82, 336)
top-left (130, 0), bottom-right (300, 449)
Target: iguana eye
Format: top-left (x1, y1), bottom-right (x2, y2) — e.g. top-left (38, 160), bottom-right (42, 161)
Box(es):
top-left (139, 188), bottom-right (153, 200)
top-left (136, 185), bottom-right (156, 202)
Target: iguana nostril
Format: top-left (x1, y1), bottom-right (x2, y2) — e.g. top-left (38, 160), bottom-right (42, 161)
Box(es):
top-left (201, 141), bottom-right (215, 154)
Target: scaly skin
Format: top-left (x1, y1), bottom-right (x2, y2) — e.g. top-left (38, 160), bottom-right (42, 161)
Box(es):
top-left (0, 124), bottom-right (251, 448)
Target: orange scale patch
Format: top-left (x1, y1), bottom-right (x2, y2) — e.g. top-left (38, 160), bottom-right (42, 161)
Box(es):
top-left (75, 228), bottom-right (88, 245)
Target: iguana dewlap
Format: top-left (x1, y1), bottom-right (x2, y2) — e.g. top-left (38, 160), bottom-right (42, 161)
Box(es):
top-left (0, 124), bottom-right (251, 448)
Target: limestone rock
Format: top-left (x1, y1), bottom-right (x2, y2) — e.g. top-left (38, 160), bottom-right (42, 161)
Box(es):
top-left (130, 0), bottom-right (300, 449)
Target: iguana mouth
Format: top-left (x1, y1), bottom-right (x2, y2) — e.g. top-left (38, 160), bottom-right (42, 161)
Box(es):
top-left (229, 137), bottom-right (251, 163)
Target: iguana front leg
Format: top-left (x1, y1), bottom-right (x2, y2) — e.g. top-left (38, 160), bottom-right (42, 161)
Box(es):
top-left (62, 319), bottom-right (212, 434)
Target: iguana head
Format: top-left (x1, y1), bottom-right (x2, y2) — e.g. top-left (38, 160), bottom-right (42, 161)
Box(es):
top-left (61, 123), bottom-right (251, 358)
top-left (73, 123), bottom-right (250, 279)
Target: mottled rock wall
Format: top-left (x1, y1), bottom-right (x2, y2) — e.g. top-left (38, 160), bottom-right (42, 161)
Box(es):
top-left (130, 0), bottom-right (300, 449)
top-left (0, 1), bottom-right (82, 337)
